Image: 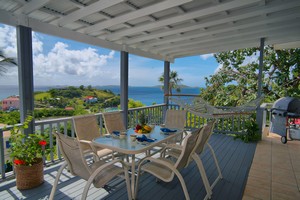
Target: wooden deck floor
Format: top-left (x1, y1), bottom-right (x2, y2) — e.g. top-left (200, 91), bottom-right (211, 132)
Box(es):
top-left (0, 134), bottom-right (256, 200)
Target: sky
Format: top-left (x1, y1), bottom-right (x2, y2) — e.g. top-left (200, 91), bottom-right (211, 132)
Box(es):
top-left (0, 24), bottom-right (220, 87)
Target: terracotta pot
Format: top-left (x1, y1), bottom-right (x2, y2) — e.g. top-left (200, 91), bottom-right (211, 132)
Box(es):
top-left (14, 158), bottom-right (44, 190)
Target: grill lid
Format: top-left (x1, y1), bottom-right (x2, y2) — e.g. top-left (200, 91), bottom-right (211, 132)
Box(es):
top-left (272, 97), bottom-right (300, 114)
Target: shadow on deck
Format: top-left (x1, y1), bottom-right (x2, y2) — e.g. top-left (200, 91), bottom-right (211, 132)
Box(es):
top-left (0, 134), bottom-right (256, 200)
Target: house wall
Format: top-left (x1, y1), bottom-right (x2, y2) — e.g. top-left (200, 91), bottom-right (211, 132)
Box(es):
top-left (2, 97), bottom-right (20, 111)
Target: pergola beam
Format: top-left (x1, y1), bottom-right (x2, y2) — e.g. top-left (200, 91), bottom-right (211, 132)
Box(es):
top-left (58, 0), bottom-right (124, 27)
top-left (158, 21), bottom-right (300, 56)
top-left (127, 1), bottom-right (300, 47)
top-left (171, 32), bottom-right (299, 58)
top-left (84, 0), bottom-right (192, 34)
top-left (14, 0), bottom-right (52, 15)
top-left (105, 0), bottom-right (261, 41)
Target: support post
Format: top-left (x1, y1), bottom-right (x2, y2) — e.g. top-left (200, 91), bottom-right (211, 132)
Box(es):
top-left (120, 51), bottom-right (129, 128)
top-left (256, 38), bottom-right (265, 135)
top-left (164, 61), bottom-right (170, 118)
top-left (17, 25), bottom-right (35, 135)
top-left (257, 38), bottom-right (264, 98)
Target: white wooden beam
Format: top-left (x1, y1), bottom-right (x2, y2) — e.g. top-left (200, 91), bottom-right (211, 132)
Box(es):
top-left (170, 30), bottom-right (300, 58)
top-left (274, 41), bottom-right (300, 50)
top-left (84, 0), bottom-right (192, 34)
top-left (14, 0), bottom-right (53, 15)
top-left (124, 0), bottom-right (300, 46)
top-left (0, 9), bottom-right (169, 62)
top-left (161, 22), bottom-right (300, 56)
top-left (147, 12), bottom-right (300, 52)
top-left (58, 0), bottom-right (124, 27)
top-left (105, 0), bottom-right (262, 41)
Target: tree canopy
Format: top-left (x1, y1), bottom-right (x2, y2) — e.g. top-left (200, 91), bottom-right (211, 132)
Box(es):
top-left (200, 46), bottom-right (300, 106)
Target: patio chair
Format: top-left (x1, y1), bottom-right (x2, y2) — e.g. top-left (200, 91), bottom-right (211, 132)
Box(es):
top-left (164, 120), bottom-right (223, 197)
top-left (49, 132), bottom-right (131, 200)
top-left (134, 129), bottom-right (200, 200)
top-left (102, 111), bottom-right (127, 134)
top-left (72, 115), bottom-right (114, 160)
top-left (162, 109), bottom-right (187, 145)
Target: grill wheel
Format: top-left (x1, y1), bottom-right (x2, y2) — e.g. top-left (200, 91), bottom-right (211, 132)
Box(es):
top-left (281, 136), bottom-right (287, 144)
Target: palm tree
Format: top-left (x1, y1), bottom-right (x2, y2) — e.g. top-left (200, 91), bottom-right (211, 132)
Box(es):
top-left (158, 70), bottom-right (183, 95)
top-left (0, 51), bottom-right (17, 76)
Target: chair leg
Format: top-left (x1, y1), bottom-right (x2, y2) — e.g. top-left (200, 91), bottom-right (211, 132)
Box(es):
top-left (207, 143), bottom-right (223, 189)
top-left (134, 165), bottom-right (143, 199)
top-left (173, 169), bottom-right (190, 200)
top-left (81, 167), bottom-right (104, 200)
top-left (124, 168), bottom-right (132, 200)
top-left (192, 154), bottom-right (212, 200)
top-left (49, 162), bottom-right (68, 200)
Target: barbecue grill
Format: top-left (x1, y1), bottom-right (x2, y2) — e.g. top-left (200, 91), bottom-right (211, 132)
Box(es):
top-left (270, 97), bottom-right (300, 144)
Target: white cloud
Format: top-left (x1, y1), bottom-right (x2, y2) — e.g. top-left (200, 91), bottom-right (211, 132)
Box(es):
top-left (0, 25), bottom-right (116, 86)
top-left (0, 25), bottom-right (17, 58)
top-left (34, 42), bottom-right (115, 78)
top-left (200, 53), bottom-right (214, 60)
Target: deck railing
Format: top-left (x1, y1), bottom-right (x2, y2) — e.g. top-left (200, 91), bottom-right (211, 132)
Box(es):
top-left (0, 103), bottom-right (263, 179)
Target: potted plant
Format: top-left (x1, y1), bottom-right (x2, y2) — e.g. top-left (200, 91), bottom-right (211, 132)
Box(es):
top-left (8, 116), bottom-right (51, 190)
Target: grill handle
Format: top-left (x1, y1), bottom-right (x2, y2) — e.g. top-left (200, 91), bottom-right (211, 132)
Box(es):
top-left (271, 108), bottom-right (288, 117)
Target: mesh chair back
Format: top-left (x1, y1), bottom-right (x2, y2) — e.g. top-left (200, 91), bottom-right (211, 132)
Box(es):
top-left (54, 132), bottom-right (91, 180)
top-left (175, 129), bottom-right (200, 170)
top-left (194, 120), bottom-right (216, 155)
top-left (102, 111), bottom-right (126, 134)
top-left (164, 109), bottom-right (187, 129)
top-left (73, 115), bottom-right (100, 151)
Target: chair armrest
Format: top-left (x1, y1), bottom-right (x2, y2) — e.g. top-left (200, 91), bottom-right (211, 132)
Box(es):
top-left (78, 140), bottom-right (98, 155)
top-left (164, 143), bottom-right (182, 150)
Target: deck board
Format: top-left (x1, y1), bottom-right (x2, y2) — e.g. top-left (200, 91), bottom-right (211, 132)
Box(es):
top-left (0, 134), bottom-right (256, 200)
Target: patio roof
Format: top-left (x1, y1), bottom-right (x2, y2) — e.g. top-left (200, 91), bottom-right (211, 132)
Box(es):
top-left (0, 0), bottom-right (299, 62)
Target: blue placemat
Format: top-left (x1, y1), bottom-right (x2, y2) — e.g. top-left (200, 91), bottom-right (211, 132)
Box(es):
top-left (160, 128), bottom-right (177, 133)
top-left (136, 134), bottom-right (156, 142)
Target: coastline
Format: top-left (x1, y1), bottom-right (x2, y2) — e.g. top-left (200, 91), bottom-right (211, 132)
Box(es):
top-left (0, 85), bottom-right (201, 105)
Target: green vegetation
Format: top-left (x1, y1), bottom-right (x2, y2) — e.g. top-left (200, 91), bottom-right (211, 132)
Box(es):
top-left (34, 86), bottom-right (119, 115)
top-left (199, 46), bottom-right (300, 141)
top-left (234, 114), bottom-right (261, 143)
top-left (128, 99), bottom-right (144, 108)
top-left (0, 86), bottom-right (146, 124)
top-left (200, 46), bottom-right (300, 106)
top-left (0, 111), bottom-right (20, 125)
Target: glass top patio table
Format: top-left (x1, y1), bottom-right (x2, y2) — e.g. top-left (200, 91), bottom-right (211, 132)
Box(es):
top-left (93, 125), bottom-right (183, 154)
top-left (93, 125), bottom-right (183, 199)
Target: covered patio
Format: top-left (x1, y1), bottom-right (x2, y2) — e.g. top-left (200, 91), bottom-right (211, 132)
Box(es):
top-left (0, 133), bottom-right (257, 199)
top-left (1, 131), bottom-right (299, 199)
top-left (0, 0), bottom-right (300, 199)
top-left (0, 0), bottom-right (299, 131)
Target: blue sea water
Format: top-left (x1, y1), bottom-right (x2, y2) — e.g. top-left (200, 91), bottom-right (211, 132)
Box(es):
top-left (97, 86), bottom-right (201, 105)
top-left (0, 85), bottom-right (201, 106)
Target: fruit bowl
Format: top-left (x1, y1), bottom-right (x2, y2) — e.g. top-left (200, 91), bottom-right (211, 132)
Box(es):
top-left (134, 124), bottom-right (152, 134)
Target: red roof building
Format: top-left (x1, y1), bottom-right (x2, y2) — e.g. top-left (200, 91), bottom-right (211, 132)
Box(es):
top-left (2, 96), bottom-right (20, 111)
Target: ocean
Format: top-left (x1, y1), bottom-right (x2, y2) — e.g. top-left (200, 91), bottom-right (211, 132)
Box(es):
top-left (0, 85), bottom-right (201, 106)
